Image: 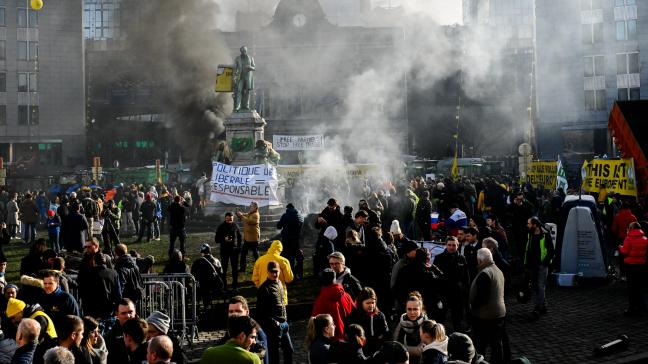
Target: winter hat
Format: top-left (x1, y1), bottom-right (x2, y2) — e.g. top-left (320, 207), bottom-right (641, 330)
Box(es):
top-left (447, 332), bottom-right (476, 362)
top-left (47, 210), bottom-right (55, 217)
top-left (436, 182), bottom-right (445, 190)
top-left (402, 240), bottom-right (419, 254)
top-left (323, 226), bottom-right (338, 241)
top-left (5, 284), bottom-right (18, 292)
top-left (318, 269), bottom-right (336, 286)
top-left (6, 298), bottom-right (26, 318)
top-left (146, 311), bottom-right (170, 334)
top-left (390, 220), bottom-right (402, 235)
top-left (200, 243), bottom-right (211, 254)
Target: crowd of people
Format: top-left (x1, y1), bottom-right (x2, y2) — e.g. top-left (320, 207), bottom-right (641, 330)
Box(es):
top-left (0, 173), bottom-right (644, 364)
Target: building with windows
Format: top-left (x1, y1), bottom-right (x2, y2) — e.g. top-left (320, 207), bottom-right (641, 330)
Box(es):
top-left (0, 0), bottom-right (85, 178)
top-left (534, 0), bottom-right (645, 162)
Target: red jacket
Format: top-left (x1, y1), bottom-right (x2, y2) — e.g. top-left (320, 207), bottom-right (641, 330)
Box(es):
top-left (619, 229), bottom-right (648, 265)
top-left (312, 283), bottom-right (355, 341)
top-left (611, 208), bottom-right (637, 241)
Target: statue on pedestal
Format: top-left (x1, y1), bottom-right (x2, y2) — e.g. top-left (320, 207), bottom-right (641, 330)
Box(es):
top-left (233, 46), bottom-right (256, 112)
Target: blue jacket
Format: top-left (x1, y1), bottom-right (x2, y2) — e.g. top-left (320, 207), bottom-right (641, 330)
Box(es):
top-left (46, 216), bottom-right (61, 235)
top-left (277, 207), bottom-right (304, 241)
top-left (11, 341), bottom-right (37, 364)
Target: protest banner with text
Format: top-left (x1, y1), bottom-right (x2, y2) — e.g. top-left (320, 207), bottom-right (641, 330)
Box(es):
top-left (210, 162), bottom-right (280, 206)
top-left (582, 158), bottom-right (637, 197)
top-left (525, 161), bottom-right (558, 189)
top-left (272, 135), bottom-right (324, 151)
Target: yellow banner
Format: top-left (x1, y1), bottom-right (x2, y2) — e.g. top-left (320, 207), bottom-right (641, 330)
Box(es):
top-left (277, 164), bottom-right (378, 187)
top-left (215, 65), bottom-right (233, 92)
top-left (525, 161), bottom-right (557, 189)
top-left (582, 158), bottom-right (637, 197)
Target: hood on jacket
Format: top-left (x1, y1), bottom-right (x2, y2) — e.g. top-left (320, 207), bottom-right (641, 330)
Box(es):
top-left (628, 229), bottom-right (646, 238)
top-left (423, 337), bottom-right (449, 356)
top-left (323, 226), bottom-right (338, 241)
top-left (115, 254), bottom-right (137, 269)
top-left (319, 283), bottom-right (345, 301)
top-left (334, 267), bottom-right (352, 283)
top-left (268, 240), bottom-right (283, 255)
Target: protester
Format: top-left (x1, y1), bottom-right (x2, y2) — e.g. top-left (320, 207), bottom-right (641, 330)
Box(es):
top-left (19, 193), bottom-right (39, 245)
top-left (434, 236), bottom-right (469, 332)
top-left (252, 241), bottom-right (294, 305)
top-left (327, 252), bottom-right (362, 300)
top-left (277, 203), bottom-right (304, 276)
top-left (618, 221), bottom-right (648, 316)
top-left (163, 250), bottom-right (190, 274)
top-left (63, 202), bottom-right (89, 253)
top-left (393, 292), bottom-right (427, 364)
top-left (215, 212), bottom-right (242, 292)
top-left (146, 335), bottom-right (174, 364)
top-left (167, 195), bottom-right (189, 256)
top-left (470, 248), bottom-right (506, 364)
top-left (311, 269), bottom-right (355, 341)
top-left (256, 261), bottom-right (293, 364)
top-left (0, 319), bottom-right (18, 364)
top-left (328, 324), bottom-right (369, 363)
top-left (191, 244), bottom-right (224, 312)
top-left (419, 320), bottom-right (448, 364)
top-left (105, 298), bottom-right (136, 364)
top-left (40, 271), bottom-right (81, 330)
top-left (11, 318), bottom-right (40, 364)
top-left (81, 317), bottom-right (108, 364)
top-left (200, 315), bottom-right (261, 364)
top-left (6, 298), bottom-right (57, 343)
top-left (305, 314), bottom-right (335, 364)
top-left (446, 332), bottom-right (489, 364)
top-left (524, 217), bottom-right (554, 318)
top-left (46, 211), bottom-right (62, 253)
top-left (221, 296), bottom-right (267, 364)
top-left (57, 315), bottom-right (90, 364)
top-left (78, 252), bottom-right (121, 320)
top-left (344, 287), bottom-right (389, 356)
top-left (123, 318), bottom-right (148, 364)
top-left (237, 202), bottom-right (261, 274)
top-left (43, 346), bottom-right (75, 364)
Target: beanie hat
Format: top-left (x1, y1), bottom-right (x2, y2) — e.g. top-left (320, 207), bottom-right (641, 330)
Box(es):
top-left (5, 284), bottom-right (18, 292)
top-left (323, 226), bottom-right (338, 241)
top-left (47, 210), bottom-right (55, 217)
top-left (402, 240), bottom-right (419, 254)
top-left (390, 220), bottom-right (402, 235)
top-left (6, 298), bottom-right (26, 318)
top-left (200, 243), bottom-right (211, 254)
top-left (447, 332), bottom-right (476, 362)
top-left (146, 311), bottom-right (170, 334)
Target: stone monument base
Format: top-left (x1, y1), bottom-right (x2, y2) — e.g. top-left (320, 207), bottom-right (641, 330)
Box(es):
top-left (225, 110), bottom-right (266, 166)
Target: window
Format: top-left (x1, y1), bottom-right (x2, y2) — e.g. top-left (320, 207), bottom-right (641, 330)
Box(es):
top-left (29, 105), bottom-right (38, 125)
top-left (616, 0), bottom-right (636, 5)
top-left (0, 106), bottom-right (5, 126)
top-left (0, 41), bottom-right (5, 61)
top-left (0, 73), bottom-right (5, 92)
top-left (17, 105), bottom-right (37, 125)
top-left (617, 53), bottom-right (640, 74)
top-left (17, 72), bottom-right (37, 92)
top-left (584, 55), bottom-right (605, 77)
top-left (17, 105), bottom-right (27, 124)
top-left (0, 7), bottom-right (5, 27)
top-left (18, 41), bottom-right (39, 61)
top-left (17, 5), bottom-right (37, 28)
top-left (618, 88), bottom-right (640, 100)
top-left (582, 0), bottom-right (605, 10)
top-left (617, 20), bottom-right (637, 41)
top-left (84, 1), bottom-right (121, 40)
top-left (585, 90), bottom-right (607, 111)
top-left (583, 23), bottom-right (604, 44)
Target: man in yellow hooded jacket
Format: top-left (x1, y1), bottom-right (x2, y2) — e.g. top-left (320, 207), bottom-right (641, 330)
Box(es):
top-left (252, 240), bottom-right (294, 304)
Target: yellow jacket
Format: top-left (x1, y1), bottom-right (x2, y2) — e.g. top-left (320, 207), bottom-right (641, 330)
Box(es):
top-left (30, 310), bottom-right (58, 340)
top-left (239, 211), bottom-right (260, 242)
top-left (252, 240), bottom-right (294, 303)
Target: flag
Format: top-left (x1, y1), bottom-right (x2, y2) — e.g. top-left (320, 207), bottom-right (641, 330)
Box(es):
top-left (451, 150), bottom-right (458, 179)
top-left (557, 155), bottom-right (568, 192)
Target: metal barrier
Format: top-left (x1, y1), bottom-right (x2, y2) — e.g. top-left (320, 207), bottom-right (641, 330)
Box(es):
top-left (141, 273), bottom-right (198, 345)
top-left (65, 272), bottom-right (198, 346)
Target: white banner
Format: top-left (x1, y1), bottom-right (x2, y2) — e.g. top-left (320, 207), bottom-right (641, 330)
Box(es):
top-left (210, 162), bottom-right (280, 207)
top-left (272, 135), bottom-right (323, 151)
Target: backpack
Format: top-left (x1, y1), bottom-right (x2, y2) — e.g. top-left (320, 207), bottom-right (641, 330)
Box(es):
top-left (118, 261), bottom-right (145, 302)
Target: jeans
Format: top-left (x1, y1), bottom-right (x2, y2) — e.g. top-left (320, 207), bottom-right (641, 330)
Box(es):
top-left (48, 232), bottom-right (60, 252)
top-left (138, 220), bottom-right (153, 242)
top-left (101, 227), bottom-right (120, 255)
top-left (153, 218), bottom-right (160, 239)
top-left (8, 224), bottom-right (18, 238)
top-left (528, 265), bottom-right (548, 308)
top-left (239, 241), bottom-right (259, 273)
top-left (23, 223), bottom-right (36, 244)
top-left (221, 248), bottom-right (239, 290)
top-left (169, 227), bottom-right (187, 256)
top-left (267, 321), bottom-right (293, 364)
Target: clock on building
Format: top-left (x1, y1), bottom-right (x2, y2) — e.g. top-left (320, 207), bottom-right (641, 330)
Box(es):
top-left (292, 13), bottom-right (307, 27)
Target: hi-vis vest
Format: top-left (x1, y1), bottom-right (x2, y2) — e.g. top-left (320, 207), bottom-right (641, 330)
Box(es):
top-left (30, 310), bottom-right (57, 339)
top-left (525, 234), bottom-right (552, 265)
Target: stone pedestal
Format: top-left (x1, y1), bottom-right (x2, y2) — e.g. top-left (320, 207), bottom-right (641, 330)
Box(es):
top-left (225, 110), bottom-right (267, 166)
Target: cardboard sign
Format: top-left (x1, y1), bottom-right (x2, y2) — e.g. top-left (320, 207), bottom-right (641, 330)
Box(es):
top-left (210, 162), bottom-right (280, 206)
top-left (581, 159), bottom-right (637, 197)
top-left (526, 161), bottom-right (557, 189)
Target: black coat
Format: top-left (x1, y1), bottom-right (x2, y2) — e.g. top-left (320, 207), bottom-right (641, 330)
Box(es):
top-left (214, 222), bottom-right (242, 250)
top-left (63, 211), bottom-right (89, 252)
top-left (139, 200), bottom-right (156, 222)
top-left (168, 202), bottom-right (189, 229)
top-left (277, 207), bottom-right (304, 242)
top-left (78, 265), bottom-right (121, 319)
top-left (10, 341), bottom-right (37, 364)
top-left (434, 250), bottom-right (470, 296)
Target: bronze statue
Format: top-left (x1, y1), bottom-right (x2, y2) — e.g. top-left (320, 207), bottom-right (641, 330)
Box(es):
top-left (253, 140), bottom-right (280, 166)
top-left (233, 46), bottom-right (256, 112)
